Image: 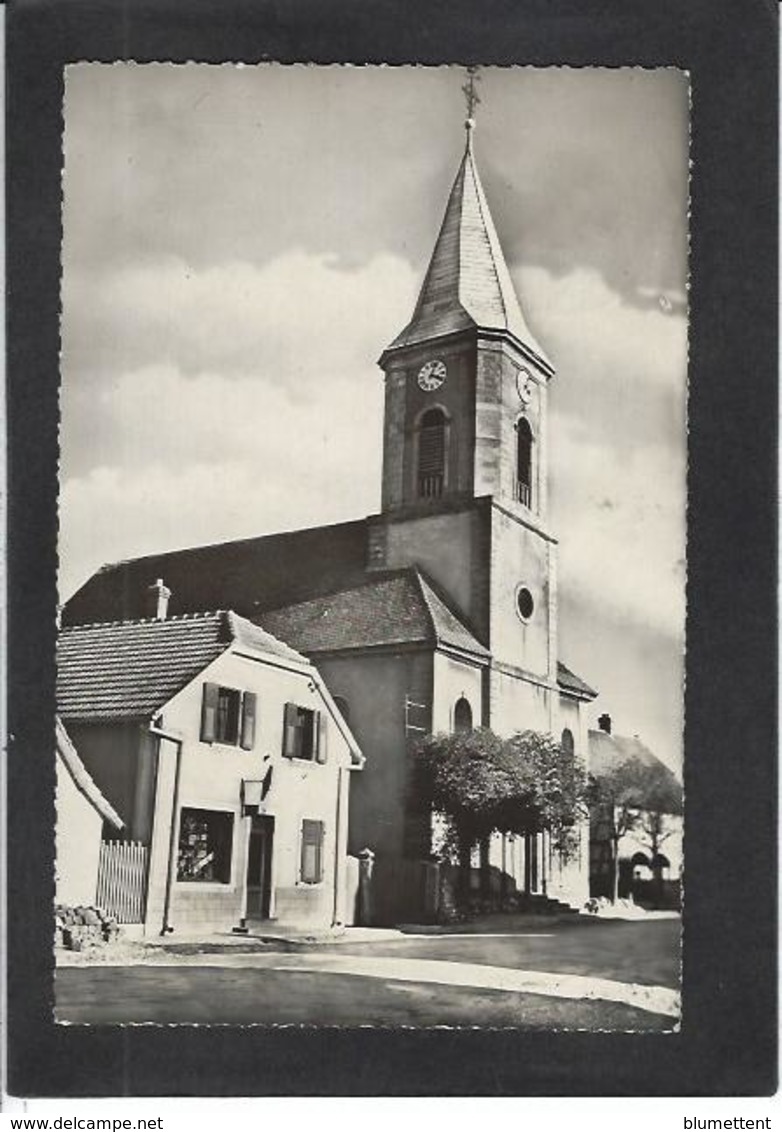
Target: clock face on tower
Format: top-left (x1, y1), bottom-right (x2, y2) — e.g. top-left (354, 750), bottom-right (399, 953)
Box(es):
top-left (516, 367), bottom-right (533, 404)
top-left (417, 359), bottom-right (447, 392)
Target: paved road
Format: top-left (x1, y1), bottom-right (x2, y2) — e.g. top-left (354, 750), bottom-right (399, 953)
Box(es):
top-left (313, 917), bottom-right (681, 989)
top-left (56, 916), bottom-right (680, 1029)
top-left (56, 966), bottom-right (675, 1029)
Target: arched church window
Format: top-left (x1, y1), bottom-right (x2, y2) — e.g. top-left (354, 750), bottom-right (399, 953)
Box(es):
top-left (418, 408), bottom-right (446, 499)
top-left (561, 728), bottom-right (574, 758)
top-left (516, 417), bottom-right (533, 507)
top-left (453, 697), bottom-right (473, 733)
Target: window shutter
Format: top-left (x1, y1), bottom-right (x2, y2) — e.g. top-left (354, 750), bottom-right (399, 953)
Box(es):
top-left (301, 819), bottom-right (325, 883)
top-left (282, 702), bottom-right (299, 758)
top-left (315, 821), bottom-right (324, 882)
top-left (315, 710), bottom-right (328, 764)
top-left (200, 683), bottom-right (219, 743)
top-left (241, 692), bottom-right (257, 750)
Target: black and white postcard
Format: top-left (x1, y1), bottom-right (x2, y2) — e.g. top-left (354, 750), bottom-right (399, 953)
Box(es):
top-left (5, 0), bottom-right (777, 1099)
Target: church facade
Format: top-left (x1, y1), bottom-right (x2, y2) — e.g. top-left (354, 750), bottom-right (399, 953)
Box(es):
top-left (63, 121), bottom-right (597, 908)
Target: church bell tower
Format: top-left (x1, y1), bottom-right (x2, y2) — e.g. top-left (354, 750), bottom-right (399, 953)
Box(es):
top-left (378, 80), bottom-right (555, 520)
top-left (370, 82), bottom-right (560, 729)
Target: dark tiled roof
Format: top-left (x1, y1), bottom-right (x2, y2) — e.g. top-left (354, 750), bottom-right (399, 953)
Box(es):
top-left (259, 569), bottom-right (488, 659)
top-left (385, 137), bottom-right (552, 373)
top-left (57, 611), bottom-right (306, 722)
top-left (57, 717), bottom-right (124, 828)
top-left (416, 573), bottom-right (490, 658)
top-left (63, 517), bottom-right (370, 627)
top-left (588, 729), bottom-right (681, 801)
top-left (557, 661), bottom-right (598, 700)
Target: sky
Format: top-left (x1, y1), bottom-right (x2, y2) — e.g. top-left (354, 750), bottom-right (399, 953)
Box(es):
top-left (60, 64), bottom-right (689, 770)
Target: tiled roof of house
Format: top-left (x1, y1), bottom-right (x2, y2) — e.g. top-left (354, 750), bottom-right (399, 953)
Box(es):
top-left (259, 569), bottom-right (489, 659)
top-left (557, 660), bottom-right (598, 700)
top-left (63, 517), bottom-right (370, 627)
top-left (57, 610), bottom-right (306, 722)
top-left (56, 717), bottom-right (124, 829)
top-left (588, 728), bottom-right (682, 807)
top-left (385, 134), bottom-right (553, 373)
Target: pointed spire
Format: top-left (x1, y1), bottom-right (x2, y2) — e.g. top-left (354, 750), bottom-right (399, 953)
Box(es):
top-left (385, 87), bottom-right (552, 373)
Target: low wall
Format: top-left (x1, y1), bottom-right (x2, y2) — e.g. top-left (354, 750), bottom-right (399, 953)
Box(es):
top-left (344, 856), bottom-right (360, 926)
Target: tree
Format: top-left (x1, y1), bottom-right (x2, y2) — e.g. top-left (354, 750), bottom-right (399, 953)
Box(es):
top-left (415, 728), bottom-right (508, 874)
top-left (502, 730), bottom-right (590, 859)
top-left (415, 727), bottom-right (589, 891)
top-left (589, 757), bottom-right (682, 903)
top-left (632, 762), bottom-right (683, 898)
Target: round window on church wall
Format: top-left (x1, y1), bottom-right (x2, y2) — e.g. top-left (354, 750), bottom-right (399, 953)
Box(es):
top-left (516, 586), bottom-right (534, 622)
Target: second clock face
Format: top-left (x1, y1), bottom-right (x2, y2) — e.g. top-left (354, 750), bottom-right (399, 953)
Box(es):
top-left (516, 368), bottom-right (533, 403)
top-left (417, 359), bottom-right (447, 392)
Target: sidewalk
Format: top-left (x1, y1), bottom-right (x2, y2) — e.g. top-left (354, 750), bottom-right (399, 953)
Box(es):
top-left (56, 907), bottom-right (680, 965)
top-left (145, 910), bottom-right (596, 953)
top-left (149, 923), bottom-right (408, 952)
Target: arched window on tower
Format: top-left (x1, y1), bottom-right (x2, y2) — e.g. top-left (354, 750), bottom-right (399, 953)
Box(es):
top-left (516, 417), bottom-right (533, 507)
top-left (561, 728), bottom-right (574, 758)
top-left (418, 408), bottom-right (447, 499)
top-left (453, 697), bottom-right (473, 733)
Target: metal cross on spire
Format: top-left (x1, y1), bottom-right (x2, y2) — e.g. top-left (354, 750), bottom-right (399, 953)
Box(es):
top-left (461, 66), bottom-right (481, 132)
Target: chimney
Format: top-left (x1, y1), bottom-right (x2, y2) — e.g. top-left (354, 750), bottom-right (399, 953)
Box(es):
top-left (598, 713), bottom-right (612, 734)
top-left (146, 578), bottom-right (171, 621)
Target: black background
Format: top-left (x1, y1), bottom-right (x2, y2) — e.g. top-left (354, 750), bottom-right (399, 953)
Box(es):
top-left (6, 0), bottom-right (778, 1097)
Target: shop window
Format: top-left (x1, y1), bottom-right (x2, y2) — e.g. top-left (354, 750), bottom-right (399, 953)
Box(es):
top-left (176, 808), bottom-right (234, 884)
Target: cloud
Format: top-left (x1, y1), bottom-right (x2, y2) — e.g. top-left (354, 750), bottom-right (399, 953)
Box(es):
top-left (62, 64), bottom-right (461, 277)
top-left (62, 249), bottom-right (417, 392)
top-left (519, 264), bottom-right (688, 452)
top-left (63, 64), bottom-right (689, 310)
top-left (511, 264), bottom-right (687, 766)
top-left (59, 370), bottom-right (385, 599)
top-left (59, 247), bottom-right (421, 593)
top-left (555, 423), bottom-right (686, 640)
top-left (513, 265), bottom-right (687, 639)
top-left (485, 68), bottom-right (690, 305)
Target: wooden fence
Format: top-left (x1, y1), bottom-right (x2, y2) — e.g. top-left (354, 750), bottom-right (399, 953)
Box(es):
top-left (96, 840), bottom-right (148, 923)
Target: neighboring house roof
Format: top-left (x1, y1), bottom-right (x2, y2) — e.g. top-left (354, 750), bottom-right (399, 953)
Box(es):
top-left (63, 517), bottom-right (370, 627)
top-left (57, 610), bottom-right (307, 722)
top-left (384, 134), bottom-right (553, 373)
top-left (588, 728), bottom-right (682, 809)
top-left (259, 569), bottom-right (490, 660)
top-left (557, 661), bottom-right (598, 700)
top-left (56, 717), bottom-right (124, 829)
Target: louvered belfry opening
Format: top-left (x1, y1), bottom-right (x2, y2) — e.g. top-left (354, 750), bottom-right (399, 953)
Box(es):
top-left (418, 408), bottom-right (446, 498)
top-left (516, 417), bottom-right (533, 507)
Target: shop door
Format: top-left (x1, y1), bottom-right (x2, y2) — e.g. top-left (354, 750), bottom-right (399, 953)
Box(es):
top-left (246, 815), bottom-right (274, 919)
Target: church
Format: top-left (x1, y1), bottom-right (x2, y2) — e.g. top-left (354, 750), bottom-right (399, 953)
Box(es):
top-left (63, 109), bottom-right (598, 908)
